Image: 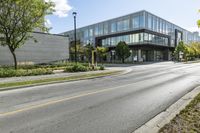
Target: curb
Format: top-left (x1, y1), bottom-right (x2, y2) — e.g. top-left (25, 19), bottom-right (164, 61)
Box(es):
top-left (0, 70), bottom-right (124, 92)
top-left (133, 86), bottom-right (200, 133)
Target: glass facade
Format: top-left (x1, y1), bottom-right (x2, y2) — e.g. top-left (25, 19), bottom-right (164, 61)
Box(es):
top-left (117, 19), bottom-right (129, 31)
top-left (111, 22), bottom-right (117, 33)
top-left (101, 32), bottom-right (169, 47)
top-left (132, 16), bottom-right (140, 29)
top-left (64, 10), bottom-right (200, 47)
top-left (104, 23), bottom-right (109, 34)
top-left (148, 14), bottom-right (152, 30)
top-left (132, 14), bottom-right (144, 29)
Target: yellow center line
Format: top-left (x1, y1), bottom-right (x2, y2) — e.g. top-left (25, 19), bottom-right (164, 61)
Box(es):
top-left (0, 82), bottom-right (135, 117)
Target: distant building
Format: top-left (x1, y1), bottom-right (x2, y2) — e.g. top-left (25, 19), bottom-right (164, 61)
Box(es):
top-left (0, 32), bottom-right (69, 65)
top-left (62, 10), bottom-right (200, 62)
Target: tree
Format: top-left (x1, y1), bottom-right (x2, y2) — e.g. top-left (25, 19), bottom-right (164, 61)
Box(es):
top-left (96, 46), bottom-right (108, 64)
top-left (70, 40), bottom-right (85, 61)
top-left (115, 41), bottom-right (131, 63)
top-left (84, 43), bottom-right (95, 63)
top-left (0, 0), bottom-right (54, 69)
top-left (174, 41), bottom-right (188, 61)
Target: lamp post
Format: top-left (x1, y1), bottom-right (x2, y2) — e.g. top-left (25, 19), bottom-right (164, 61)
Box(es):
top-left (72, 12), bottom-right (77, 63)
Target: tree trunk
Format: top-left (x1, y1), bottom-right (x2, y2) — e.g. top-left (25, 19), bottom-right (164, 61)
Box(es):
top-left (122, 58), bottom-right (125, 63)
top-left (11, 51), bottom-right (17, 70)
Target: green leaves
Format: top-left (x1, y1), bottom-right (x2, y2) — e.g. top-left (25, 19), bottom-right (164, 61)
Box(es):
top-left (115, 41), bottom-right (131, 63)
top-left (197, 20), bottom-right (200, 28)
top-left (96, 46), bottom-right (108, 63)
top-left (174, 41), bottom-right (200, 61)
top-left (0, 0), bottom-right (54, 69)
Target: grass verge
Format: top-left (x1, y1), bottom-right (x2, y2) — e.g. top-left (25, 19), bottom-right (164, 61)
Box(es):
top-left (0, 71), bottom-right (122, 91)
top-left (159, 93), bottom-right (200, 133)
top-left (184, 60), bottom-right (200, 64)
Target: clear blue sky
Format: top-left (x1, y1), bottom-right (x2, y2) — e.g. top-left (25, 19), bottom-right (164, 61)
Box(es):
top-left (47, 0), bottom-right (200, 34)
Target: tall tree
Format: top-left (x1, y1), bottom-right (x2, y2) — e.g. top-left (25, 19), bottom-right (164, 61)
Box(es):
top-left (115, 41), bottom-right (131, 63)
top-left (0, 0), bottom-right (54, 69)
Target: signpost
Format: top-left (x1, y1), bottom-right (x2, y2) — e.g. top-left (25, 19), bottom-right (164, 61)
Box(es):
top-left (91, 49), bottom-right (97, 69)
top-left (179, 51), bottom-right (184, 61)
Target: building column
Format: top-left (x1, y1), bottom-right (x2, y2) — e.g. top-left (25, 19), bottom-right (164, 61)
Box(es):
top-left (153, 50), bottom-right (156, 62)
top-left (138, 49), bottom-right (142, 62)
top-left (168, 49), bottom-right (171, 61)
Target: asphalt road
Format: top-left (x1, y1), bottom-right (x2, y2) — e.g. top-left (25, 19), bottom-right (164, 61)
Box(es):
top-left (1, 62), bottom-right (200, 133)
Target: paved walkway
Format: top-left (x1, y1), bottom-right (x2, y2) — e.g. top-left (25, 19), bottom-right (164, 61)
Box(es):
top-left (0, 68), bottom-right (126, 84)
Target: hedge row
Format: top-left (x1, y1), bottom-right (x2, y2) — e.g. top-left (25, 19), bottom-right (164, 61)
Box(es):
top-left (0, 63), bottom-right (89, 70)
top-left (0, 63), bottom-right (105, 77)
top-left (65, 64), bottom-right (105, 72)
top-left (0, 68), bottom-right (53, 78)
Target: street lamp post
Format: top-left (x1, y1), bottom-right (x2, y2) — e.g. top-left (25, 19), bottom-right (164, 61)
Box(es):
top-left (73, 12), bottom-right (77, 63)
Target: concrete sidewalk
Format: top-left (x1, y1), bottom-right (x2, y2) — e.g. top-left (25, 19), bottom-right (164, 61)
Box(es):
top-left (0, 67), bottom-right (127, 84)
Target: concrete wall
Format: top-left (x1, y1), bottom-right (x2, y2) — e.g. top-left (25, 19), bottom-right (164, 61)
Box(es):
top-left (0, 32), bottom-right (69, 65)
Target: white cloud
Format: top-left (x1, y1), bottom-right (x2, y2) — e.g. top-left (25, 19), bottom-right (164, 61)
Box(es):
top-left (45, 19), bottom-right (52, 27)
top-left (45, 0), bottom-right (72, 18)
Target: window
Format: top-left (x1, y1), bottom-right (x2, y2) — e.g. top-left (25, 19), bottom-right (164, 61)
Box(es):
top-left (84, 29), bottom-right (89, 38)
top-left (149, 34), bottom-right (152, 43)
top-left (165, 38), bottom-right (168, 46)
top-left (160, 20), bottom-right (163, 33)
top-left (111, 37), bottom-right (116, 46)
top-left (157, 18), bottom-right (159, 32)
top-left (144, 33), bottom-right (149, 42)
top-left (95, 26), bottom-right (99, 36)
top-left (166, 23), bottom-right (169, 35)
top-left (139, 15), bottom-right (144, 28)
top-left (89, 28), bottom-right (93, 37)
top-left (148, 14), bottom-right (152, 30)
top-left (152, 35), bottom-right (156, 44)
top-left (135, 34), bottom-right (139, 43)
top-left (99, 24), bottom-right (103, 35)
top-left (102, 39), bottom-right (109, 47)
top-left (111, 22), bottom-right (117, 33)
top-left (163, 21), bottom-right (166, 34)
top-left (124, 19), bottom-right (129, 30)
top-left (104, 23), bottom-right (108, 34)
top-left (153, 17), bottom-right (157, 31)
top-left (117, 19), bottom-right (129, 31)
top-left (139, 33), bottom-right (144, 42)
top-left (124, 35), bottom-right (130, 43)
top-left (132, 16), bottom-right (140, 29)
top-left (117, 21), bottom-right (122, 31)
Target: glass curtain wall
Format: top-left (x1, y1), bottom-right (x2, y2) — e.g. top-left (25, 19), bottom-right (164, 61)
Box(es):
top-left (101, 32), bottom-right (169, 47)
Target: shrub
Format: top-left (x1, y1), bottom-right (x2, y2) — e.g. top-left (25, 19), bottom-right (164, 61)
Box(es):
top-left (99, 65), bottom-right (105, 70)
top-left (65, 64), bottom-right (88, 72)
top-left (0, 68), bottom-right (53, 78)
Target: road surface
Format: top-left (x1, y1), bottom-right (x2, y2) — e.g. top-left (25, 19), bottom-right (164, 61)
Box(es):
top-left (1, 62), bottom-right (200, 133)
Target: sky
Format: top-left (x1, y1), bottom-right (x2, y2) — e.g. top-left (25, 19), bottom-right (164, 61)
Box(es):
top-left (46, 0), bottom-right (200, 34)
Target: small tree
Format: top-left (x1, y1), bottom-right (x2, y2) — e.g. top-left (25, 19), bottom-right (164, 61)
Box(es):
top-left (84, 43), bottom-right (95, 63)
top-left (115, 41), bottom-right (131, 63)
top-left (96, 46), bottom-right (108, 64)
top-left (0, 0), bottom-right (54, 69)
top-left (70, 40), bottom-right (85, 61)
top-left (174, 41), bottom-right (188, 61)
